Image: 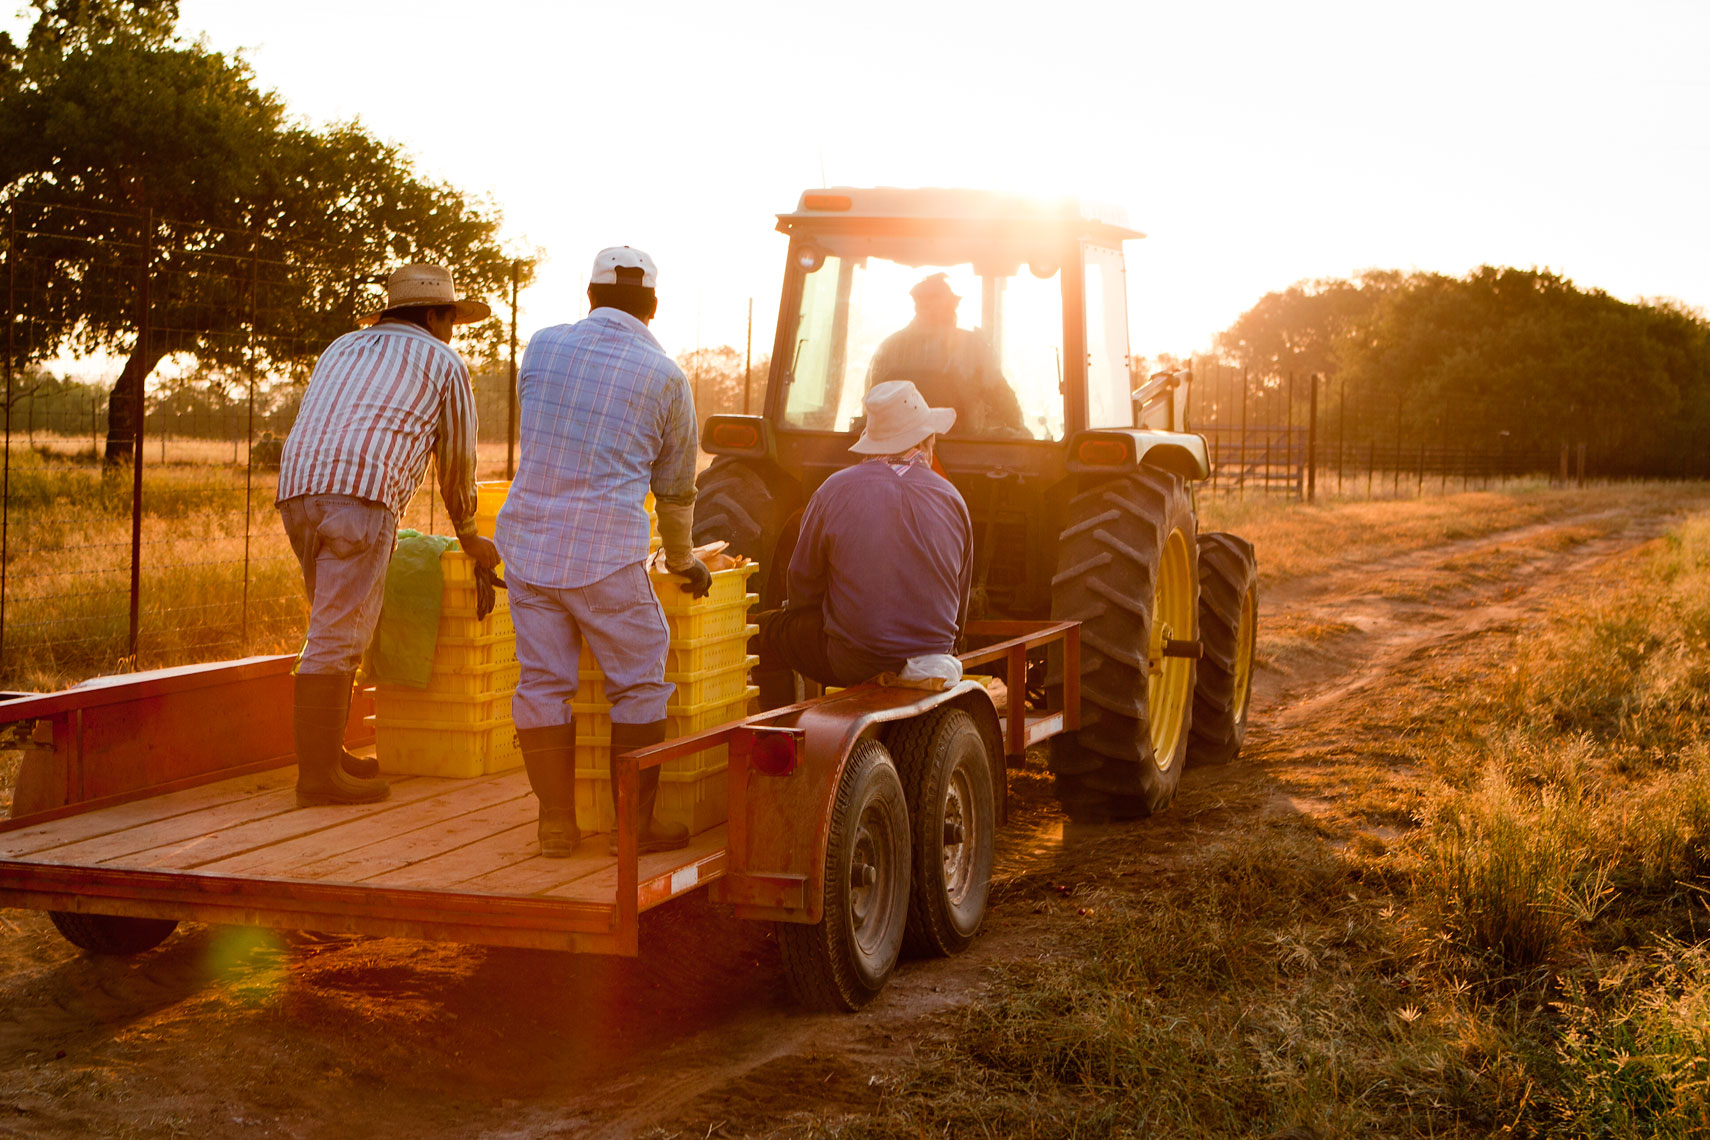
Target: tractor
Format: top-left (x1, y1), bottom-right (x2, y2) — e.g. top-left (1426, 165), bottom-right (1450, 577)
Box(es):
top-left (693, 188), bottom-right (1259, 821)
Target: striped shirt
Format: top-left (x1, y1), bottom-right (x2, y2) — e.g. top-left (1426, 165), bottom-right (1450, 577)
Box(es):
top-left (495, 308), bottom-right (697, 589)
top-left (277, 321), bottom-right (480, 531)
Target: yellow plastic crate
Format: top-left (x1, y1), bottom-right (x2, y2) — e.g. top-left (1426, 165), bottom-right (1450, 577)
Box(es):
top-left (433, 632), bottom-right (518, 669)
top-left (573, 763), bottom-right (727, 836)
top-left (568, 689), bottom-right (756, 741)
top-left (439, 605), bottom-right (514, 641)
top-left (578, 627), bottom-right (755, 674)
top-left (440, 550), bottom-right (505, 584)
top-left (663, 597), bottom-right (758, 641)
top-left (375, 687), bottom-right (511, 725)
top-left (372, 716), bottom-right (521, 778)
top-left (398, 659), bottom-right (520, 697)
top-left (576, 656), bottom-right (757, 708)
top-left (651, 562), bottom-right (758, 612)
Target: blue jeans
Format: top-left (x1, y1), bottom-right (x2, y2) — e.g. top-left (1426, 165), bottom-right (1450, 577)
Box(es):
top-left (509, 562), bottom-right (673, 731)
top-left (278, 494), bottom-right (396, 676)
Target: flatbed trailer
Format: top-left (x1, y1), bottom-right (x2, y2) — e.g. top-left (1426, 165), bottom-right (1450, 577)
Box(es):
top-left (0, 620), bottom-right (1078, 1009)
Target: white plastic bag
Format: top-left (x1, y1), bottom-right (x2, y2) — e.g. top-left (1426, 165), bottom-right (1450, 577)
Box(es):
top-left (898, 654), bottom-right (963, 685)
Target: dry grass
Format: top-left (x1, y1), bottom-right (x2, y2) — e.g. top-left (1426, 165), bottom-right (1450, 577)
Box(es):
top-left (0, 437), bottom-right (520, 691)
top-left (800, 497), bottom-right (1710, 1140)
top-left (1198, 480), bottom-right (1710, 588)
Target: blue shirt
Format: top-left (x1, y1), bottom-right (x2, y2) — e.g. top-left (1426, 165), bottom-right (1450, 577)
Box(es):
top-left (788, 457), bottom-right (973, 680)
top-left (496, 308), bottom-right (698, 588)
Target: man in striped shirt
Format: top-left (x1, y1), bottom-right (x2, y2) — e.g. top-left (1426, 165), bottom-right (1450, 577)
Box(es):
top-left (496, 246), bottom-right (710, 858)
top-left (278, 263), bottom-right (501, 808)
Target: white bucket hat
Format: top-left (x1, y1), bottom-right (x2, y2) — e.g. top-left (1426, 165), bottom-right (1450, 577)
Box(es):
top-left (359, 263), bottom-right (491, 326)
top-left (849, 380), bottom-right (956, 455)
top-left (591, 246), bottom-right (658, 289)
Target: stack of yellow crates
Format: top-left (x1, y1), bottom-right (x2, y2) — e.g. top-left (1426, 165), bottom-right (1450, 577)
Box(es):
top-left (572, 562), bottom-right (759, 836)
top-left (370, 550), bottom-right (523, 777)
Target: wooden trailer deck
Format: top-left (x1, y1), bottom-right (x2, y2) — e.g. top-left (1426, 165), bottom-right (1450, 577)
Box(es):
top-left (0, 761), bottom-right (727, 953)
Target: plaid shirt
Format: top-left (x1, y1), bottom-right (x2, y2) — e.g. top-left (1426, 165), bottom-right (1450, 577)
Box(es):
top-left (495, 308), bottom-right (698, 589)
top-left (277, 321), bottom-right (480, 531)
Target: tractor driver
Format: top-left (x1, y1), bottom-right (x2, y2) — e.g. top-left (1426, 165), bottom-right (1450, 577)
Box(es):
top-left (866, 273), bottom-right (1028, 438)
top-left (753, 380), bottom-right (974, 708)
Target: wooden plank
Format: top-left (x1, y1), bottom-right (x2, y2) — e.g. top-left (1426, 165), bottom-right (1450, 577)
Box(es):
top-left (1020, 711), bottom-right (1065, 749)
top-left (90, 776), bottom-right (458, 872)
top-left (203, 775), bottom-right (533, 880)
top-left (541, 836), bottom-right (729, 909)
top-left (359, 821), bottom-right (560, 892)
top-left (0, 655), bottom-right (296, 722)
top-left (0, 768), bottom-right (297, 856)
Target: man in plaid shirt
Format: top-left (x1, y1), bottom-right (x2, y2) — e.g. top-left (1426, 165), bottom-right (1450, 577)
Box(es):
top-left (278, 263), bottom-right (501, 807)
top-left (497, 247), bottom-right (711, 858)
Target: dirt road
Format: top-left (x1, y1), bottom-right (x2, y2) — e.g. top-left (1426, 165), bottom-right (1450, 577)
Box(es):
top-left (1, 492), bottom-right (1702, 1140)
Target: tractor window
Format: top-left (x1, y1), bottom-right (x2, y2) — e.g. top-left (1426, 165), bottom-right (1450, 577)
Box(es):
top-left (781, 244), bottom-right (1066, 441)
top-left (1083, 244), bottom-right (1132, 429)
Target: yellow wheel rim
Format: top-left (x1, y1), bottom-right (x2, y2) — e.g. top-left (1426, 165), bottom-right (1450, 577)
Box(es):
top-left (1147, 527), bottom-right (1195, 768)
top-left (1232, 584), bottom-right (1257, 724)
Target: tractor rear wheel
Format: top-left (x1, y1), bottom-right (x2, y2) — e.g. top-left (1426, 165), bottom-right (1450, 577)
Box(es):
top-left (777, 738), bottom-right (911, 1011)
top-left (1189, 533), bottom-right (1258, 766)
top-left (49, 911), bottom-right (178, 956)
top-left (889, 708), bottom-right (994, 957)
top-left (694, 458), bottom-right (798, 609)
top-left (1048, 469), bottom-right (1198, 821)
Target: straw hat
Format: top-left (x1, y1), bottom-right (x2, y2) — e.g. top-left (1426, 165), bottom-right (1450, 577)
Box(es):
top-left (358, 264), bottom-right (492, 326)
top-left (849, 381), bottom-right (956, 455)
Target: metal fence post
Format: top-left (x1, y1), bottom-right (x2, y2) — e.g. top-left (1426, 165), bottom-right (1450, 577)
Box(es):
top-left (1238, 369), bottom-right (1248, 500)
top-left (128, 209), bottom-right (151, 661)
top-left (2, 206), bottom-right (13, 670)
top-left (1306, 373), bottom-right (1318, 503)
top-left (242, 235), bottom-right (258, 651)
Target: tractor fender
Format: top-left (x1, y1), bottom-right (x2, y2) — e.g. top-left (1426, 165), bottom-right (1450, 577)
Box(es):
top-left (719, 679), bottom-right (999, 925)
top-left (1066, 428), bottom-right (1211, 481)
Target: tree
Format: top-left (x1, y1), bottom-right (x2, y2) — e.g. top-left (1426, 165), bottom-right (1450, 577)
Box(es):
top-left (677, 346), bottom-right (768, 428)
top-left (0, 0), bottom-right (531, 463)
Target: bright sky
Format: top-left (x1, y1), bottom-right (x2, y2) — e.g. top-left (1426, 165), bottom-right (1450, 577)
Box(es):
top-left (7, 0), bottom-right (1708, 365)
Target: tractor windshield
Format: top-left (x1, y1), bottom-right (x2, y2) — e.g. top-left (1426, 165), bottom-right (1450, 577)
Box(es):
top-left (779, 238), bottom-right (1067, 441)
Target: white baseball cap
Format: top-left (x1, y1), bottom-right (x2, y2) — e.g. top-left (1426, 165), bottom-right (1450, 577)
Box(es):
top-left (590, 246), bottom-right (658, 289)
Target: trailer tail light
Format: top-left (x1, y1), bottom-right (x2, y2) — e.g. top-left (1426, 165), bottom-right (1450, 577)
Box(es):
top-left (1074, 434), bottom-right (1133, 467)
top-left (700, 415), bottom-right (770, 458)
top-left (802, 194), bottom-right (852, 211)
top-left (737, 726), bottom-right (803, 777)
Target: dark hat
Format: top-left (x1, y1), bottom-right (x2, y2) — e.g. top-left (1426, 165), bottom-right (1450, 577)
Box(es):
top-left (909, 272), bottom-right (959, 302)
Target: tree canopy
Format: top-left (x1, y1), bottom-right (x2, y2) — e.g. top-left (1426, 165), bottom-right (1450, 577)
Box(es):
top-left (1215, 267), bottom-right (1710, 474)
top-left (1, 0), bottom-right (531, 461)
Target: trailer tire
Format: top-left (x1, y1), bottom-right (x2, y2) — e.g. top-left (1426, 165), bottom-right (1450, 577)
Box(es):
top-left (49, 911), bottom-right (178, 956)
top-left (777, 738), bottom-right (911, 1011)
top-left (890, 708), bottom-right (994, 958)
top-left (1048, 469), bottom-right (1198, 821)
top-left (1189, 533), bottom-right (1258, 766)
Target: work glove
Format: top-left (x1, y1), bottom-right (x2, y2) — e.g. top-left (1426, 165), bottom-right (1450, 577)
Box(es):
top-left (474, 563), bottom-right (507, 620)
top-left (675, 557), bottom-right (714, 599)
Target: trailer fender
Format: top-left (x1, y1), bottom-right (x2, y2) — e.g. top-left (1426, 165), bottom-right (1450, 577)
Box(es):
top-left (717, 679), bottom-right (999, 924)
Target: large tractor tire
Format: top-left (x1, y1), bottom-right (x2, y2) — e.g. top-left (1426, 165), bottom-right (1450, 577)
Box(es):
top-left (889, 708), bottom-right (994, 958)
top-left (49, 911), bottom-right (178, 956)
top-left (693, 458), bottom-right (798, 609)
top-left (1189, 533), bottom-right (1258, 766)
top-left (1048, 468), bottom-right (1198, 821)
top-left (777, 738), bottom-right (912, 1011)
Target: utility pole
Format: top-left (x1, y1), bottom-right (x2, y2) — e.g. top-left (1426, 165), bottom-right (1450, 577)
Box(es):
top-left (743, 297), bottom-right (753, 415)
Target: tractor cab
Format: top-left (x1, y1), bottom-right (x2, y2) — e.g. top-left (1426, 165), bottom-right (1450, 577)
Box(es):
top-left (697, 188), bottom-right (1211, 619)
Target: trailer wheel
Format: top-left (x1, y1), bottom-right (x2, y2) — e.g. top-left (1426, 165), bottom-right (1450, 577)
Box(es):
top-left (1048, 468), bottom-right (1198, 821)
top-left (49, 911), bottom-right (178, 956)
top-left (890, 708), bottom-right (994, 957)
top-left (777, 737), bottom-right (911, 1011)
top-left (1189, 533), bottom-right (1258, 766)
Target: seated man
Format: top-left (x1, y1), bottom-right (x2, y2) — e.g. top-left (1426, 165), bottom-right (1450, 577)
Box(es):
top-left (866, 272), bottom-right (1028, 437)
top-left (754, 381), bottom-right (973, 707)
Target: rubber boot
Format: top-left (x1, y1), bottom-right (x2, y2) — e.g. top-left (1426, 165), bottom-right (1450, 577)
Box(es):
top-left (294, 672), bottom-right (389, 807)
top-left (609, 720), bottom-right (689, 855)
top-left (518, 723), bottom-right (580, 858)
top-left (338, 679), bottom-right (379, 780)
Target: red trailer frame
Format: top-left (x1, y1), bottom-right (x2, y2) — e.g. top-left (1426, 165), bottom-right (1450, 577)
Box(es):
top-left (0, 621), bottom-right (1078, 963)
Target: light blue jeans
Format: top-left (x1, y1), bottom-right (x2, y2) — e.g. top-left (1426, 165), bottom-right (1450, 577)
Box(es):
top-left (509, 562), bottom-right (673, 731)
top-left (278, 494), bottom-right (396, 676)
